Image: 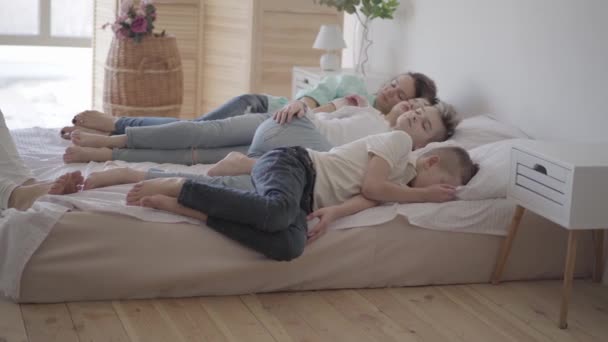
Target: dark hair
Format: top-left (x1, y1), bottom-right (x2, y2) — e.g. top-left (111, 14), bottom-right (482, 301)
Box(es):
top-left (422, 146), bottom-right (479, 185)
top-left (433, 101), bottom-right (460, 142)
top-left (408, 72), bottom-right (438, 104)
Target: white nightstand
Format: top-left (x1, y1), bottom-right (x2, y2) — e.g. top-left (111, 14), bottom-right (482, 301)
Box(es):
top-left (492, 140), bottom-right (608, 329)
top-left (291, 66), bottom-right (389, 99)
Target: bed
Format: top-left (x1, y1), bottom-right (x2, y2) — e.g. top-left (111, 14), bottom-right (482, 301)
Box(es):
top-left (2, 117), bottom-right (596, 303)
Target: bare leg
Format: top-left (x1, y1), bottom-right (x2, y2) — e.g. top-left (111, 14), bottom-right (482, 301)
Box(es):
top-left (60, 126), bottom-right (110, 140)
top-left (207, 152), bottom-right (256, 177)
top-left (72, 110), bottom-right (117, 132)
top-left (8, 182), bottom-right (53, 211)
top-left (71, 130), bottom-right (127, 148)
top-left (140, 194), bottom-right (208, 221)
top-left (63, 146), bottom-right (112, 163)
top-left (126, 178), bottom-right (185, 205)
top-left (7, 171), bottom-right (83, 210)
top-left (83, 167), bottom-right (146, 190)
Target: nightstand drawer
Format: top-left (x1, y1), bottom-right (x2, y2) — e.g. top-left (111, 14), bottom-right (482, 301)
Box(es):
top-left (513, 148), bottom-right (569, 182)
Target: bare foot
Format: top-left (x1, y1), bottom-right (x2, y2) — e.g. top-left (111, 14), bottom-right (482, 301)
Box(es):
top-left (126, 178), bottom-right (185, 205)
top-left (48, 171), bottom-right (84, 195)
top-left (8, 181), bottom-right (52, 210)
top-left (140, 194), bottom-right (208, 221)
top-left (71, 130), bottom-right (127, 148)
top-left (207, 152), bottom-right (256, 177)
top-left (72, 110), bottom-right (116, 132)
top-left (60, 126), bottom-right (110, 140)
top-left (63, 146), bottom-right (113, 163)
top-left (83, 168), bottom-right (146, 190)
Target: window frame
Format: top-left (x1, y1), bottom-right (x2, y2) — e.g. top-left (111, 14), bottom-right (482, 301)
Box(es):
top-left (0, 0), bottom-right (91, 47)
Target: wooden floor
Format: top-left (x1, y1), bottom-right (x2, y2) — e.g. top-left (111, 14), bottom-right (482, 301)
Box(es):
top-left (1, 280), bottom-right (607, 342)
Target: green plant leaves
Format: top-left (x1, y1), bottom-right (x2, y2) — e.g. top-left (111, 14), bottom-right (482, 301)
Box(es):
top-left (312, 0), bottom-right (399, 19)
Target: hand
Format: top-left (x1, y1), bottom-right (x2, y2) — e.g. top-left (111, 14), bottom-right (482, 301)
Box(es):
top-left (345, 94), bottom-right (369, 107)
top-left (388, 101), bottom-right (412, 117)
top-left (306, 206), bottom-right (340, 244)
top-left (332, 94), bottom-right (369, 110)
top-left (423, 184), bottom-right (457, 202)
top-left (272, 100), bottom-right (307, 124)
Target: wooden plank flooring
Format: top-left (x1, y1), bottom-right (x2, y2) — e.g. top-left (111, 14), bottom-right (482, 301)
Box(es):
top-left (1, 280), bottom-right (607, 342)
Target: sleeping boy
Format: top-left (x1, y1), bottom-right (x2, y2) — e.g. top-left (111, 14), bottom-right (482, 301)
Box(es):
top-left (122, 131), bottom-right (479, 261)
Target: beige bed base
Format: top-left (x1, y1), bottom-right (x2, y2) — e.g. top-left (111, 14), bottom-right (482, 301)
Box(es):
top-left (18, 210), bottom-right (593, 303)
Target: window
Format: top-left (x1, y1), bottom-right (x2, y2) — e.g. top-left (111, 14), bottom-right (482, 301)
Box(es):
top-left (0, 0), bottom-right (92, 47)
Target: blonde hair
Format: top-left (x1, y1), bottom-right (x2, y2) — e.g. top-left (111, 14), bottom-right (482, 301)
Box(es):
top-left (433, 101), bottom-right (460, 142)
top-left (422, 146), bottom-right (479, 185)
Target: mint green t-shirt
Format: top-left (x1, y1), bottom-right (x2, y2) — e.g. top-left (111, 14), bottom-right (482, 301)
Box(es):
top-left (295, 74), bottom-right (377, 107)
top-left (265, 94), bottom-right (290, 114)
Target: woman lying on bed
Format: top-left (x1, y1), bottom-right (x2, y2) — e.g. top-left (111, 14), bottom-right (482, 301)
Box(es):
top-left (63, 97), bottom-right (457, 168)
top-left (60, 71), bottom-right (438, 139)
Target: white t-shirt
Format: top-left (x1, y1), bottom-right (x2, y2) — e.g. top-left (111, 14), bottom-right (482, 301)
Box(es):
top-left (307, 106), bottom-right (390, 146)
top-left (307, 131), bottom-right (417, 210)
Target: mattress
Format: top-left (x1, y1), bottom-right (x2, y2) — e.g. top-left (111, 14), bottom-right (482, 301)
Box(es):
top-left (3, 127), bottom-right (595, 302)
top-left (18, 209), bottom-right (592, 303)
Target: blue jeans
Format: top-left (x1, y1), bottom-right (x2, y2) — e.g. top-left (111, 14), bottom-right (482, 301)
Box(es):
top-left (178, 147), bottom-right (315, 261)
top-left (112, 94), bottom-right (269, 134)
top-left (248, 116), bottom-right (333, 157)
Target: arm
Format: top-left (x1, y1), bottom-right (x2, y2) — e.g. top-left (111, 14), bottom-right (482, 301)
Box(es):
top-left (362, 154), bottom-right (456, 203)
top-left (362, 155), bottom-right (427, 203)
top-left (307, 194), bottom-right (378, 243)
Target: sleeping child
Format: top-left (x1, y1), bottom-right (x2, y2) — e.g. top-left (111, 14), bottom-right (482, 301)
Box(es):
top-left (117, 131), bottom-right (479, 261)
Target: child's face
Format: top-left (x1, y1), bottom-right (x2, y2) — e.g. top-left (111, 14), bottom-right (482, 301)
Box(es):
top-left (393, 106), bottom-right (446, 149)
top-left (410, 156), bottom-right (462, 188)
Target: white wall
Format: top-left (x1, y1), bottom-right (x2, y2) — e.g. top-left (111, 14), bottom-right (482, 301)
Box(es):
top-left (363, 0), bottom-right (608, 142)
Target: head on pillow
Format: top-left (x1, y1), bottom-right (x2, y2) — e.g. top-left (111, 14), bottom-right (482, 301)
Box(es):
top-left (393, 101), bottom-right (461, 150)
top-left (410, 146), bottom-right (479, 188)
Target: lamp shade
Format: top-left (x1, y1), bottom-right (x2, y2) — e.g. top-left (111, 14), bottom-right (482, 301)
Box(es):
top-left (313, 24), bottom-right (347, 50)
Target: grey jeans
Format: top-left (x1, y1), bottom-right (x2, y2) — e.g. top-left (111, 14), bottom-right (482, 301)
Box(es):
top-left (113, 115), bottom-right (333, 165)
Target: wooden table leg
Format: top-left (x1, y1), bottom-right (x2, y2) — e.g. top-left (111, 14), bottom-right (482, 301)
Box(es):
top-left (592, 229), bottom-right (605, 283)
top-left (559, 230), bottom-right (579, 329)
top-left (492, 205), bottom-right (525, 285)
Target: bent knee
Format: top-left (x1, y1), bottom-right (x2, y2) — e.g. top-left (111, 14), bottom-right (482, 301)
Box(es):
top-left (266, 235), bottom-right (306, 261)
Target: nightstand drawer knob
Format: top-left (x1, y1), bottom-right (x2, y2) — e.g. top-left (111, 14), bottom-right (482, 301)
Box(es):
top-left (533, 164), bottom-right (547, 175)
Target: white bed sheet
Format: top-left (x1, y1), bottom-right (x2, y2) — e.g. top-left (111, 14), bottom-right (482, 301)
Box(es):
top-left (11, 127), bottom-right (515, 235)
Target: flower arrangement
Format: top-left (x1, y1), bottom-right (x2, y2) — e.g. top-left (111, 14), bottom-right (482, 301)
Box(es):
top-left (103, 0), bottom-right (164, 43)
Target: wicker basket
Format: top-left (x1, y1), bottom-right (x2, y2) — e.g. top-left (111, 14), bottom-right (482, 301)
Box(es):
top-left (103, 35), bottom-right (183, 117)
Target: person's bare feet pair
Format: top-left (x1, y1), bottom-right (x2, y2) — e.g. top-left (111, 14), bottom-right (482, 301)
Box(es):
top-left (7, 171), bottom-right (84, 210)
top-left (125, 178), bottom-right (207, 221)
top-left (60, 110), bottom-right (117, 140)
top-left (63, 146), bottom-right (113, 163)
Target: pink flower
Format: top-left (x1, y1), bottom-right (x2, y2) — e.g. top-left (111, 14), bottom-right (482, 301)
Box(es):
top-left (131, 16), bottom-right (148, 33)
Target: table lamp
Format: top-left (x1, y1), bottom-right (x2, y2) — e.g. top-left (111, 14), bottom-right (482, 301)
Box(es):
top-left (313, 24), bottom-right (347, 71)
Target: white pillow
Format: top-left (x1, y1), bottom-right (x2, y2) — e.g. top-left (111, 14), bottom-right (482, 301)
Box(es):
top-left (451, 115), bottom-right (529, 150)
top-left (412, 114), bottom-right (529, 157)
top-left (457, 139), bottom-right (530, 200)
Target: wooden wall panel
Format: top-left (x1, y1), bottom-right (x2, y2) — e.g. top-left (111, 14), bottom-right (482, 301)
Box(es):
top-left (151, 2), bottom-right (200, 117)
top-left (256, 10), bottom-right (342, 97)
top-left (200, 0), bottom-right (253, 113)
top-left (92, 0), bottom-right (117, 111)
